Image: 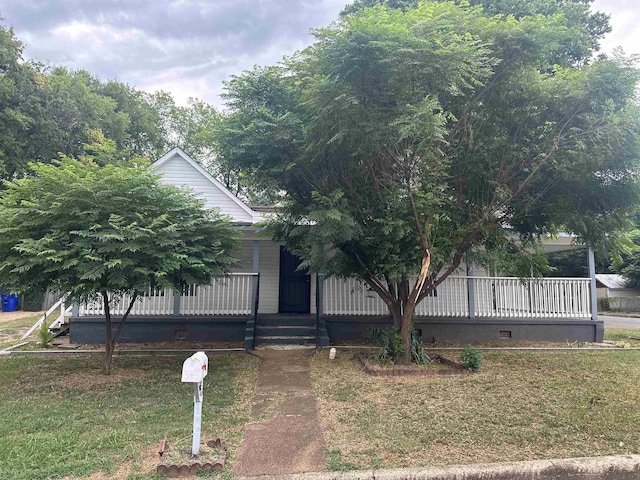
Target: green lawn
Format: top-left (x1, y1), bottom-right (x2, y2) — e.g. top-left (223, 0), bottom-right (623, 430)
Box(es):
top-left (310, 348), bottom-right (640, 471)
top-left (0, 353), bottom-right (259, 480)
top-left (604, 327), bottom-right (640, 347)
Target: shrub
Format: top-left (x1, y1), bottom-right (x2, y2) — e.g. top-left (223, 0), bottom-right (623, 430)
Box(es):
top-left (38, 320), bottom-right (54, 348)
top-left (371, 327), bottom-right (404, 363)
top-left (370, 327), bottom-right (431, 364)
top-left (409, 329), bottom-right (431, 365)
top-left (597, 297), bottom-right (610, 312)
top-left (460, 346), bottom-right (483, 372)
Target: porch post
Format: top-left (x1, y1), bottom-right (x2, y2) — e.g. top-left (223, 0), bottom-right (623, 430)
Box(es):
top-left (72, 303), bottom-right (80, 317)
top-left (317, 275), bottom-right (324, 317)
top-left (251, 240), bottom-right (260, 316)
top-left (466, 254), bottom-right (475, 319)
top-left (588, 248), bottom-right (598, 322)
top-left (173, 290), bottom-right (181, 316)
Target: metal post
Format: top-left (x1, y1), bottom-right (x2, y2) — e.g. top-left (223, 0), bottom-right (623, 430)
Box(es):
top-left (173, 290), bottom-right (181, 317)
top-left (316, 275), bottom-right (323, 347)
top-left (192, 381), bottom-right (203, 456)
top-left (466, 255), bottom-right (475, 319)
top-left (317, 275), bottom-right (324, 317)
top-left (588, 248), bottom-right (598, 322)
top-left (251, 240), bottom-right (260, 317)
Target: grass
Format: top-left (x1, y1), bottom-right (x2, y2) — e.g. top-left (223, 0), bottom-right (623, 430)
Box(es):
top-left (310, 348), bottom-right (640, 471)
top-left (604, 327), bottom-right (640, 347)
top-left (0, 352), bottom-right (259, 480)
top-left (0, 314), bottom-right (41, 350)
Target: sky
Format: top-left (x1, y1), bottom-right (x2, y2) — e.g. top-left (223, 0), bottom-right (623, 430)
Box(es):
top-left (0, 0), bottom-right (637, 107)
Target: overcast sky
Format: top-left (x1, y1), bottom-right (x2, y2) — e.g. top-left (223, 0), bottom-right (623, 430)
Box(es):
top-left (0, 0), bottom-right (637, 106)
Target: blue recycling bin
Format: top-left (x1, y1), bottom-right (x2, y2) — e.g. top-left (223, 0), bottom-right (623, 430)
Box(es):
top-left (1, 292), bottom-right (18, 312)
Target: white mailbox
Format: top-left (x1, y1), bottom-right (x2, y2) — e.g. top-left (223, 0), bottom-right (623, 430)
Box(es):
top-left (181, 351), bottom-right (209, 457)
top-left (181, 352), bottom-right (208, 383)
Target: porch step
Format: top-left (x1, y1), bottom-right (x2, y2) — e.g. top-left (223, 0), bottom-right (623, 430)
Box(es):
top-left (256, 315), bottom-right (315, 326)
top-left (255, 335), bottom-right (316, 346)
top-left (51, 323), bottom-right (70, 339)
top-left (256, 325), bottom-right (315, 336)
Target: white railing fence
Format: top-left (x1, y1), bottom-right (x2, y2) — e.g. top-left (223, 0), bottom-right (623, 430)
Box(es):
top-left (322, 276), bottom-right (592, 319)
top-left (180, 273), bottom-right (256, 316)
top-left (77, 273), bottom-right (258, 317)
top-left (22, 297), bottom-right (72, 340)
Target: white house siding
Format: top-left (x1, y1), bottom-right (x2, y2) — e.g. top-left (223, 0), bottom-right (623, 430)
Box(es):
top-left (257, 241), bottom-right (280, 314)
top-left (155, 153), bottom-right (254, 224)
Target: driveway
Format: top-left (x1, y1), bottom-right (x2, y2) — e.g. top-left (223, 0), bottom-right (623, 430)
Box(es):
top-left (601, 314), bottom-right (640, 329)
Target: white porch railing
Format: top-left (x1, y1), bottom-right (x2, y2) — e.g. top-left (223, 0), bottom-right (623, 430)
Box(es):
top-left (180, 273), bottom-right (256, 316)
top-left (22, 296), bottom-right (72, 340)
top-left (322, 276), bottom-right (592, 319)
top-left (77, 273), bottom-right (258, 317)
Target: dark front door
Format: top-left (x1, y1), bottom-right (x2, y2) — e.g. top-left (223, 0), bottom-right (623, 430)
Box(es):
top-left (279, 247), bottom-right (311, 313)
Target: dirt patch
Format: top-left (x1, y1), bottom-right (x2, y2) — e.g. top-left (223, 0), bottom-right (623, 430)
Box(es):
top-left (0, 330), bottom-right (28, 344)
top-left (0, 311), bottom-right (43, 324)
top-left (157, 438), bottom-right (227, 476)
top-left (358, 354), bottom-right (471, 376)
top-left (61, 445), bottom-right (159, 480)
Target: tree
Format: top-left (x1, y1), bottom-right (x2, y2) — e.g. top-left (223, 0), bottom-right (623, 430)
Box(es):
top-left (0, 158), bottom-right (239, 373)
top-left (342, 0), bottom-right (612, 63)
top-left (216, 66), bottom-right (300, 204)
top-left (0, 23), bottom-right (40, 179)
top-left (154, 93), bottom-right (280, 204)
top-left (0, 22), bottom-right (170, 181)
top-left (222, 2), bottom-right (640, 363)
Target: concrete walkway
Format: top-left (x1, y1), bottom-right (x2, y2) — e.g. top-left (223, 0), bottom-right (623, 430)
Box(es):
top-left (234, 349), bottom-right (327, 477)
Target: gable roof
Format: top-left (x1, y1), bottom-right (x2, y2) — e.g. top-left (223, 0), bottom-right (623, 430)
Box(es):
top-left (153, 147), bottom-right (257, 224)
top-left (595, 274), bottom-right (628, 290)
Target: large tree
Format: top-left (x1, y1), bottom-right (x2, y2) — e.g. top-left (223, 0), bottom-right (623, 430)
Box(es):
top-left (0, 158), bottom-right (239, 373)
top-left (222, 1), bottom-right (640, 363)
top-left (0, 22), bottom-right (168, 180)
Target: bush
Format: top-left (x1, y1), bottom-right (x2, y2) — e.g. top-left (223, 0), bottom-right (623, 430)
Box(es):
top-left (597, 297), bottom-right (610, 312)
top-left (460, 346), bottom-right (483, 372)
top-left (38, 320), bottom-right (54, 348)
top-left (370, 327), bottom-right (431, 364)
top-left (371, 327), bottom-right (404, 363)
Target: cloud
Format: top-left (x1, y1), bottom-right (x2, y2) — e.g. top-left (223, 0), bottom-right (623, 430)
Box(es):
top-left (592, 0), bottom-right (640, 56)
top-left (1, 0), bottom-right (349, 105)
top-left (2, 0), bottom-right (636, 107)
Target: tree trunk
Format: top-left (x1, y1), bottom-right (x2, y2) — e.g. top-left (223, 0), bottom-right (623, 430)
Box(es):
top-left (399, 302), bottom-right (417, 365)
top-left (101, 291), bottom-right (113, 375)
top-left (390, 303), bottom-right (402, 327)
top-left (101, 291), bottom-right (138, 375)
top-left (103, 340), bottom-right (114, 375)
top-left (398, 254), bottom-right (431, 364)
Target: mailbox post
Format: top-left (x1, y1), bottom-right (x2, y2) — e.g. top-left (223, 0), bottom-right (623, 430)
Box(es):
top-left (181, 351), bottom-right (208, 456)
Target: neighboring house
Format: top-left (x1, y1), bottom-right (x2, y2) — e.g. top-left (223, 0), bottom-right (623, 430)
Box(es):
top-left (595, 274), bottom-right (640, 298)
top-left (70, 148), bottom-right (604, 346)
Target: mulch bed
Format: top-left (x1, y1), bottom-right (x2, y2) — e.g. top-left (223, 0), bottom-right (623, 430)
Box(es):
top-left (357, 353), bottom-right (472, 376)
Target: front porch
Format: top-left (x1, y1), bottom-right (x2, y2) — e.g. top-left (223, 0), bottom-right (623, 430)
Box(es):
top-left (69, 270), bottom-right (603, 345)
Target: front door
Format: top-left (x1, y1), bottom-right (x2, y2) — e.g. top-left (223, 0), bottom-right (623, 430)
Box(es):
top-left (279, 247), bottom-right (311, 313)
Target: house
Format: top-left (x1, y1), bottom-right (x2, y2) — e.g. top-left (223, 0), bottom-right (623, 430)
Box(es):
top-left (595, 274), bottom-right (640, 298)
top-left (70, 148), bottom-right (604, 346)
